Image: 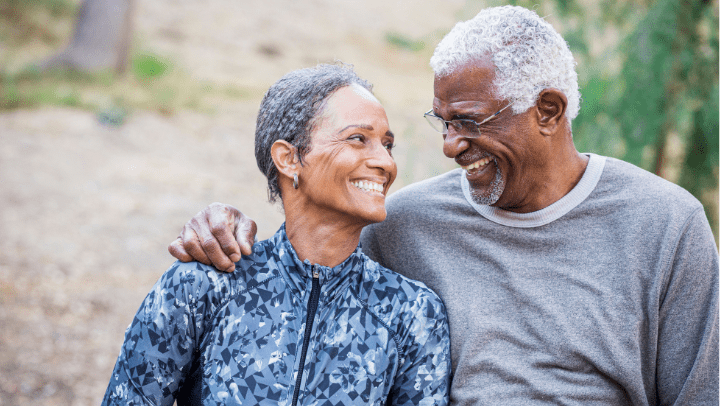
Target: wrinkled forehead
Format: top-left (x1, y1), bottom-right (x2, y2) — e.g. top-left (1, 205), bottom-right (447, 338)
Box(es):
top-left (433, 57), bottom-right (497, 100)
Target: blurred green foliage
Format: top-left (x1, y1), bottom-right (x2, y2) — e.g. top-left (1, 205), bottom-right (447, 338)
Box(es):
top-left (385, 32), bottom-right (426, 52)
top-left (0, 0), bottom-right (76, 44)
top-left (0, 67), bottom-right (98, 110)
top-left (132, 53), bottom-right (170, 80)
top-left (0, 0), bottom-right (75, 19)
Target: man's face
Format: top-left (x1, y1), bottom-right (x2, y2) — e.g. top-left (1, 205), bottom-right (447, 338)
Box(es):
top-left (432, 57), bottom-right (544, 212)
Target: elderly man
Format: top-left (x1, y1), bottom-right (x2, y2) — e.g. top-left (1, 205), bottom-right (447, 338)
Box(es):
top-left (168, 6), bottom-right (718, 405)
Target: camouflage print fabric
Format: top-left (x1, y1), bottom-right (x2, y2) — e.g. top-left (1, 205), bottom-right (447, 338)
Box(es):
top-left (102, 224), bottom-right (451, 405)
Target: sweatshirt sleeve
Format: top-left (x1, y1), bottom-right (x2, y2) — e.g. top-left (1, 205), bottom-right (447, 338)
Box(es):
top-left (102, 262), bottom-right (212, 405)
top-left (656, 208), bottom-right (719, 405)
top-left (389, 291), bottom-right (452, 406)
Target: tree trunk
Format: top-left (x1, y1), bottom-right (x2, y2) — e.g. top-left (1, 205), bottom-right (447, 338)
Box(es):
top-left (39, 0), bottom-right (135, 74)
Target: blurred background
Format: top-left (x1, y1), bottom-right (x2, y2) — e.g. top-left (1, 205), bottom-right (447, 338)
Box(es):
top-left (0, 0), bottom-right (717, 404)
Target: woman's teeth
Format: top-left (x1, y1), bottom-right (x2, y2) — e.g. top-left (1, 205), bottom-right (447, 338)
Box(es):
top-left (351, 180), bottom-right (384, 194)
top-left (462, 157), bottom-right (492, 171)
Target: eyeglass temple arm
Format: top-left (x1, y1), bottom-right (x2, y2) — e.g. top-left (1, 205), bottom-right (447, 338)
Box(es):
top-left (478, 102), bottom-right (514, 125)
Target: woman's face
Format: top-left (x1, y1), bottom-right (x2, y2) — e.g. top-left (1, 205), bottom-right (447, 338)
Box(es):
top-left (297, 84), bottom-right (397, 226)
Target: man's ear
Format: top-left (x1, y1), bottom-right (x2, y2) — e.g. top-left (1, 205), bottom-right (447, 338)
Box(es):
top-left (270, 140), bottom-right (300, 178)
top-left (535, 88), bottom-right (567, 136)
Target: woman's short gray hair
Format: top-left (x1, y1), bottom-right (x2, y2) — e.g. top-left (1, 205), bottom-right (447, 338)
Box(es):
top-left (430, 6), bottom-right (580, 121)
top-left (255, 63), bottom-right (373, 203)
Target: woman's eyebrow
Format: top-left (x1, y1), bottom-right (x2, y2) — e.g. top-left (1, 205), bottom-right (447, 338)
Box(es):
top-left (336, 124), bottom-right (394, 139)
top-left (337, 124), bottom-right (374, 134)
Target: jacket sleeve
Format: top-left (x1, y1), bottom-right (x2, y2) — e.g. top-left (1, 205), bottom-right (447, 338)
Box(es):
top-left (656, 208), bottom-right (719, 405)
top-left (389, 291), bottom-right (452, 406)
top-left (102, 262), bottom-right (211, 405)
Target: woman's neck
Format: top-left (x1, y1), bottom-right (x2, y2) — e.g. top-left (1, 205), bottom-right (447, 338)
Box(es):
top-left (284, 215), bottom-right (364, 268)
top-left (283, 198), bottom-right (367, 267)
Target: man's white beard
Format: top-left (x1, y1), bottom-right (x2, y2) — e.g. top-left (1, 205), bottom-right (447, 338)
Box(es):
top-left (470, 166), bottom-right (505, 206)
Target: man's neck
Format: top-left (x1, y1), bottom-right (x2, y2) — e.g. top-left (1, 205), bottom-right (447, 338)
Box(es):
top-left (501, 148), bottom-right (589, 214)
top-left (536, 149), bottom-right (589, 210)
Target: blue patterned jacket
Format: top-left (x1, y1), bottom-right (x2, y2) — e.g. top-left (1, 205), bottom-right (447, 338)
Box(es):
top-left (103, 225), bottom-right (451, 405)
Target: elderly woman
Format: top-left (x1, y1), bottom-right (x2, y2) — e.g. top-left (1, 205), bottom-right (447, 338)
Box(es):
top-left (102, 64), bottom-right (451, 406)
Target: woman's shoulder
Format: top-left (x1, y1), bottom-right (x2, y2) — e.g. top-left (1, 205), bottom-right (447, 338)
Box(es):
top-left (160, 238), bottom-right (284, 313)
top-left (157, 261), bottom-right (245, 313)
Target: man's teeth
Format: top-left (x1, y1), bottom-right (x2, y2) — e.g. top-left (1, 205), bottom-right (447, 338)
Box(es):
top-left (462, 157), bottom-right (492, 171)
top-left (351, 180), bottom-right (384, 193)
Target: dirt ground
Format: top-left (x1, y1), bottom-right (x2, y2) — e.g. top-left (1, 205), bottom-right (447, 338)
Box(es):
top-left (0, 0), bottom-right (464, 404)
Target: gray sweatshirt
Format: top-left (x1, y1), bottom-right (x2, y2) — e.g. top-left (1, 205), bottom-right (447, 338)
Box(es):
top-left (361, 154), bottom-right (719, 405)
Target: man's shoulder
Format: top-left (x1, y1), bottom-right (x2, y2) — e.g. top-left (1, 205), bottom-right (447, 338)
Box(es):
top-left (598, 156), bottom-right (702, 213)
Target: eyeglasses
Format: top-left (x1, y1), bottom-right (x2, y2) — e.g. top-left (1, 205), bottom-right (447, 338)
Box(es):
top-left (423, 103), bottom-right (514, 135)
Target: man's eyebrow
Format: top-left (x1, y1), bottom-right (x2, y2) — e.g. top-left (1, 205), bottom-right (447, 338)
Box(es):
top-left (451, 112), bottom-right (483, 120)
top-left (386, 130), bottom-right (395, 139)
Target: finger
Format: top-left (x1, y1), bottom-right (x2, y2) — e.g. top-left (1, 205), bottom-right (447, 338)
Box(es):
top-left (200, 233), bottom-right (236, 273)
top-left (181, 226), bottom-right (211, 266)
top-left (235, 215), bottom-right (257, 257)
top-left (168, 237), bottom-right (193, 262)
top-left (191, 208), bottom-right (235, 272)
top-left (207, 204), bottom-right (243, 263)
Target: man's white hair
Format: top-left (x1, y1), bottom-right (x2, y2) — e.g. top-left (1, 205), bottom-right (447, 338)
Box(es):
top-left (430, 6), bottom-right (580, 121)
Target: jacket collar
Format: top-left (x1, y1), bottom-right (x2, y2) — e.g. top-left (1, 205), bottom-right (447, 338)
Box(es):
top-left (271, 224), bottom-right (365, 297)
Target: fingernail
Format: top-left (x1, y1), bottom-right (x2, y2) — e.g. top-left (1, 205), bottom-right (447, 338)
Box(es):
top-left (230, 254), bottom-right (240, 262)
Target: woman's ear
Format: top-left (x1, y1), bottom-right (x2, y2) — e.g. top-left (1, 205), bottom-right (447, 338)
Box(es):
top-left (271, 140), bottom-right (299, 178)
top-left (535, 88), bottom-right (568, 136)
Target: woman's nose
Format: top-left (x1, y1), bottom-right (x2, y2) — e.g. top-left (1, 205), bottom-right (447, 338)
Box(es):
top-left (368, 142), bottom-right (397, 173)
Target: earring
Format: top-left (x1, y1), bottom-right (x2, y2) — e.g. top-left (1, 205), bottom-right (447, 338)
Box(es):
top-left (293, 173), bottom-right (299, 189)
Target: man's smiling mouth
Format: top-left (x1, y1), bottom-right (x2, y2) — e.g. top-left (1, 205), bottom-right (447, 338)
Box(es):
top-left (461, 157), bottom-right (492, 172)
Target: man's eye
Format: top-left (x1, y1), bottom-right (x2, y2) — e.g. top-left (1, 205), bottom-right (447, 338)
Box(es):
top-left (385, 143), bottom-right (395, 151)
top-left (461, 121), bottom-right (478, 131)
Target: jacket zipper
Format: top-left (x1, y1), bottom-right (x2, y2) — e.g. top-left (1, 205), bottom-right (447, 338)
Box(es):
top-left (291, 266), bottom-right (321, 406)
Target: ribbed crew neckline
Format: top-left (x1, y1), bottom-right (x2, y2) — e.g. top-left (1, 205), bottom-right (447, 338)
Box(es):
top-left (460, 153), bottom-right (606, 228)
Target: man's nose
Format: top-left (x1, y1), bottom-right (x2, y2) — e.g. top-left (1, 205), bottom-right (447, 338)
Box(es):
top-left (442, 127), bottom-right (471, 158)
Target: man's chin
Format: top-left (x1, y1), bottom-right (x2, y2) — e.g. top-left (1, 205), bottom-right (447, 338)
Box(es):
top-left (469, 190), bottom-right (501, 206)
top-left (468, 169), bottom-right (505, 206)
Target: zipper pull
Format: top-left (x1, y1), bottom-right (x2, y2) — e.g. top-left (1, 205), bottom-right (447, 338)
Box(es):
top-left (313, 265), bottom-right (319, 279)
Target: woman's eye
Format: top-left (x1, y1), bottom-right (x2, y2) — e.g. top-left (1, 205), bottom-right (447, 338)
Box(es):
top-left (349, 134), bottom-right (365, 142)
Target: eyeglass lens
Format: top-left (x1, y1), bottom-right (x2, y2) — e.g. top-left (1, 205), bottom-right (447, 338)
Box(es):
top-left (425, 114), bottom-right (479, 135)
top-left (425, 115), bottom-right (446, 133)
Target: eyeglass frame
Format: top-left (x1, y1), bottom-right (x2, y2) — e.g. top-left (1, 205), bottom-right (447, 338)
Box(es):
top-left (423, 102), bottom-right (514, 135)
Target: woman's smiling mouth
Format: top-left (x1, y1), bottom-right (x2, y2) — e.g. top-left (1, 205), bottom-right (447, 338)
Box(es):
top-left (351, 180), bottom-right (386, 195)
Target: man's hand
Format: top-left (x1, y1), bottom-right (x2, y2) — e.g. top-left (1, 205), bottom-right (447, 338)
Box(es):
top-left (168, 203), bottom-right (257, 273)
